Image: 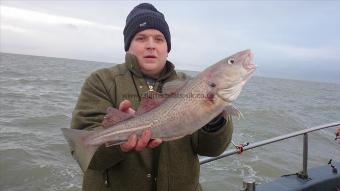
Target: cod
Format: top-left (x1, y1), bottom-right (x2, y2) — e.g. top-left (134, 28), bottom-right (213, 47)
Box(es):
top-left (62, 49), bottom-right (256, 171)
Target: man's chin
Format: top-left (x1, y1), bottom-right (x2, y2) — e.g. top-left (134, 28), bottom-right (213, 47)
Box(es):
top-left (142, 56), bottom-right (158, 62)
top-left (141, 67), bottom-right (162, 76)
top-left (140, 61), bottom-right (159, 68)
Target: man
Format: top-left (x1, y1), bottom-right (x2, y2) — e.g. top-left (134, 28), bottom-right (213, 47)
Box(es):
top-left (70, 3), bottom-right (233, 191)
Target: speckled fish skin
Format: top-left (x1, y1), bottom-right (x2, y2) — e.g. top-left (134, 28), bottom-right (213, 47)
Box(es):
top-left (88, 49), bottom-right (256, 145)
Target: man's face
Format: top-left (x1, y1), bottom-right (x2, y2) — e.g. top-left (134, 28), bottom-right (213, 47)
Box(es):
top-left (128, 29), bottom-right (168, 78)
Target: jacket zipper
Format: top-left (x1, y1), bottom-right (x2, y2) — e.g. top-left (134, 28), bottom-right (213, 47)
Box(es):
top-left (104, 169), bottom-right (110, 187)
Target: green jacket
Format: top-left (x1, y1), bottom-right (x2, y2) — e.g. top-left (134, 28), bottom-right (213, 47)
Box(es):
top-left (70, 53), bottom-right (233, 191)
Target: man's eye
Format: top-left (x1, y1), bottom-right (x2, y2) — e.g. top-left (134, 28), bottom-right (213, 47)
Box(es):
top-left (136, 37), bottom-right (145, 41)
top-left (156, 38), bottom-right (164, 42)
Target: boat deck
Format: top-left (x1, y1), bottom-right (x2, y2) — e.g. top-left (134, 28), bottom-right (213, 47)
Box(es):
top-left (257, 162), bottom-right (340, 191)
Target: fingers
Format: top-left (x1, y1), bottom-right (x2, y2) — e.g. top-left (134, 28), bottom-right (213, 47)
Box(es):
top-left (119, 100), bottom-right (136, 115)
top-left (119, 100), bottom-right (131, 112)
top-left (120, 134), bottom-right (137, 152)
top-left (127, 108), bottom-right (136, 115)
top-left (135, 129), bottom-right (152, 151)
top-left (119, 130), bottom-right (162, 152)
top-left (148, 138), bottom-right (162, 149)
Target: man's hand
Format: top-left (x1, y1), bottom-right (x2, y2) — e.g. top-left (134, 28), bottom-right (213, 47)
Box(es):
top-left (118, 100), bottom-right (162, 152)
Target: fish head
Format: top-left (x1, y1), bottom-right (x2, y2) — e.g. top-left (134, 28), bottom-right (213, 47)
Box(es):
top-left (207, 49), bottom-right (256, 102)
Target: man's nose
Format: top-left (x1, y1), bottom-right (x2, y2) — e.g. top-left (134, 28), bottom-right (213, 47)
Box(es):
top-left (145, 38), bottom-right (155, 49)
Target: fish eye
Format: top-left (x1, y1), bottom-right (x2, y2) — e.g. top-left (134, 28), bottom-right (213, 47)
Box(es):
top-left (227, 58), bottom-right (235, 65)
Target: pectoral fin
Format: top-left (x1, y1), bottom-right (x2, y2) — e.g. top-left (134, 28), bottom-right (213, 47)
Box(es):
top-left (223, 105), bottom-right (243, 119)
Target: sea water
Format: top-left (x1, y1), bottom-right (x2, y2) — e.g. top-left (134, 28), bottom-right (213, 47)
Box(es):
top-left (1, 52), bottom-right (339, 191)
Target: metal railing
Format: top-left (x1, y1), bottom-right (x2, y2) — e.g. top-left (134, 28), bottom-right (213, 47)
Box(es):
top-left (199, 121), bottom-right (340, 177)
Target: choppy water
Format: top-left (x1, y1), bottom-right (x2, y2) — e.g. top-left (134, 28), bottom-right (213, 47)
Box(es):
top-left (1, 52), bottom-right (339, 191)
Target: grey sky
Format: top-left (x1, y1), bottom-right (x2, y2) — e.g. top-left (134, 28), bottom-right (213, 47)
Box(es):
top-left (1, 0), bottom-right (339, 83)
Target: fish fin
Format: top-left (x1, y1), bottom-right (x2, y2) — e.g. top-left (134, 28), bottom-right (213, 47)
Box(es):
top-left (105, 140), bottom-right (126, 147)
top-left (61, 128), bottom-right (98, 172)
top-left (223, 105), bottom-right (243, 119)
top-left (136, 91), bottom-right (167, 115)
top-left (162, 80), bottom-right (189, 95)
top-left (216, 91), bottom-right (231, 102)
top-left (216, 82), bottom-right (244, 102)
top-left (102, 107), bottom-right (134, 128)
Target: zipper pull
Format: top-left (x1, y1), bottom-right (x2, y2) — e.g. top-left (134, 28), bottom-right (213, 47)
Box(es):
top-left (148, 85), bottom-right (154, 92)
top-left (146, 81), bottom-right (155, 92)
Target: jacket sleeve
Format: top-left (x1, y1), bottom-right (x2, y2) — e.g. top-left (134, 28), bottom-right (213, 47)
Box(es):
top-left (70, 70), bottom-right (126, 171)
top-left (191, 115), bottom-right (233, 157)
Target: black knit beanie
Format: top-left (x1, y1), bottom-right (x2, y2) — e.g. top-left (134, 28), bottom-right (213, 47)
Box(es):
top-left (123, 3), bottom-right (171, 52)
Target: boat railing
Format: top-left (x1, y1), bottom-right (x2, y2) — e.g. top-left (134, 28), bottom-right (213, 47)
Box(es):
top-left (199, 121), bottom-right (340, 190)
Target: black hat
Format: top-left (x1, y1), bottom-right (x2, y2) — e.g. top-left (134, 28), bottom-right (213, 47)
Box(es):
top-left (123, 3), bottom-right (171, 52)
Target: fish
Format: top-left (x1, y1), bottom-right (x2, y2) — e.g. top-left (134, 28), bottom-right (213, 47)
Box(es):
top-left (61, 49), bottom-right (256, 171)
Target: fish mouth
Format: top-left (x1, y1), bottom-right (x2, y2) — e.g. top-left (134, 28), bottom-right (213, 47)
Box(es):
top-left (242, 50), bottom-right (256, 71)
top-left (243, 67), bottom-right (256, 81)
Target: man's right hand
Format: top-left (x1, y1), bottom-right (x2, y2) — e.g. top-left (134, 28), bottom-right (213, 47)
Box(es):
top-left (118, 100), bottom-right (162, 152)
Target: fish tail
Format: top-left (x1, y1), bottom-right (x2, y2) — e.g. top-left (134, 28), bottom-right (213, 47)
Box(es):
top-left (61, 128), bottom-right (98, 171)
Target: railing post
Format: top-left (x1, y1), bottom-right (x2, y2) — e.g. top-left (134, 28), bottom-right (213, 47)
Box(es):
top-left (241, 177), bottom-right (256, 191)
top-left (298, 133), bottom-right (309, 179)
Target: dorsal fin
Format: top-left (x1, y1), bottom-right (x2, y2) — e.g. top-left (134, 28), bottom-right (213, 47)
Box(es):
top-left (136, 91), bottom-right (167, 115)
top-left (162, 80), bottom-right (189, 95)
top-left (102, 107), bottom-right (134, 128)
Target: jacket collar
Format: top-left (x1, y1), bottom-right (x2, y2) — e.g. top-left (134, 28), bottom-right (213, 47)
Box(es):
top-left (125, 53), bottom-right (176, 81)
